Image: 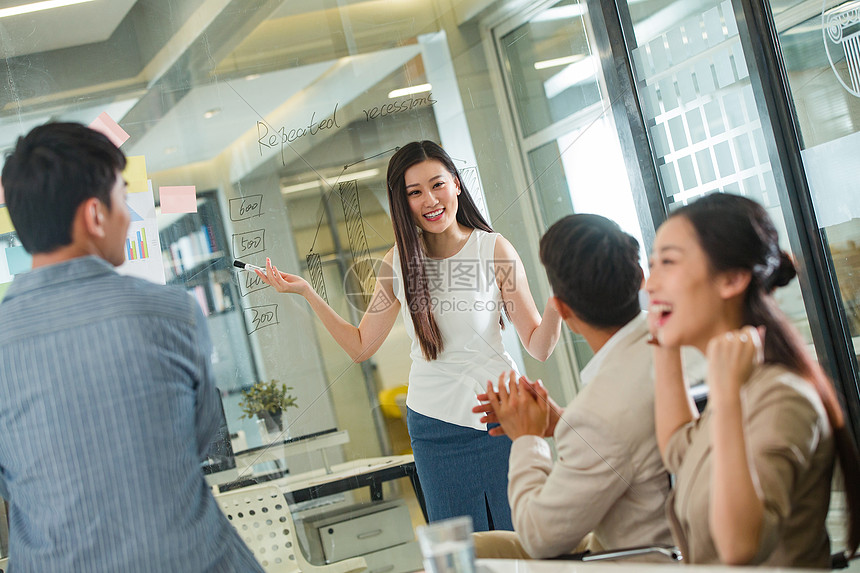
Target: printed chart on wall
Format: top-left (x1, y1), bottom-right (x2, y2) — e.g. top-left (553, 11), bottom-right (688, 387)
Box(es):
top-left (117, 179), bottom-right (166, 284)
top-left (0, 203), bottom-right (27, 301)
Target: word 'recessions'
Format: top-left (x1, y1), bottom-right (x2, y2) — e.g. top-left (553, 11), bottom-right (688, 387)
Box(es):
top-left (361, 93), bottom-right (437, 121)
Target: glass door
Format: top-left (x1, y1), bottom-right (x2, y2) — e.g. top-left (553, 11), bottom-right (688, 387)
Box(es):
top-left (613, 0), bottom-right (860, 551)
top-left (769, 0), bottom-right (860, 384)
top-left (492, 0), bottom-right (655, 377)
top-left (619, 0), bottom-right (816, 346)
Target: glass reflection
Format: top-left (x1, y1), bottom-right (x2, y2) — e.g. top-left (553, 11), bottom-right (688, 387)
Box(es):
top-left (773, 0), bottom-right (860, 378)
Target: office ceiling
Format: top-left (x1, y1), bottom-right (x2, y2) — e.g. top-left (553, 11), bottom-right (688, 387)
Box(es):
top-left (0, 0), bottom-right (137, 58)
top-left (0, 0), bottom-right (439, 179)
top-left (127, 44), bottom-right (423, 174)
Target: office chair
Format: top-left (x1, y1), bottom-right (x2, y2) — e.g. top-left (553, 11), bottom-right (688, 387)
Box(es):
top-left (830, 550), bottom-right (860, 569)
top-left (215, 484), bottom-right (366, 573)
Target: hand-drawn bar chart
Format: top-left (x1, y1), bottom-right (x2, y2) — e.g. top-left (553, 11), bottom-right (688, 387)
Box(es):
top-left (126, 228), bottom-right (150, 260)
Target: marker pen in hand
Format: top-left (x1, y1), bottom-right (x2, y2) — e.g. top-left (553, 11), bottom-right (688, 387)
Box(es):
top-left (233, 259), bottom-right (265, 272)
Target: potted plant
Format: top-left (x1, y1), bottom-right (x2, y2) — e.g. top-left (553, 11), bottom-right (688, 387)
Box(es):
top-left (238, 379), bottom-right (299, 434)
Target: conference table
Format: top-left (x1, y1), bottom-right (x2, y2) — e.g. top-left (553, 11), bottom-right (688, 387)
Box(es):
top-left (476, 558), bottom-right (825, 573)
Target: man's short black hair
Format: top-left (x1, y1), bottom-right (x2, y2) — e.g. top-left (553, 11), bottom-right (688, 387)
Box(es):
top-left (539, 214), bottom-right (642, 329)
top-left (2, 122), bottom-right (126, 254)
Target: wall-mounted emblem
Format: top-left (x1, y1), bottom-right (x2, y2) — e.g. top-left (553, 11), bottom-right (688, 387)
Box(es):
top-left (824, 1), bottom-right (860, 97)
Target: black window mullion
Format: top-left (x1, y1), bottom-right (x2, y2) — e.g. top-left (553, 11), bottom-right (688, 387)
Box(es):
top-left (733, 0), bottom-right (860, 443)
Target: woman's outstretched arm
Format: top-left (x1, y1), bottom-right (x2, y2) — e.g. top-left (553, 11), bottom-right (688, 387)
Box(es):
top-left (257, 249), bottom-right (401, 362)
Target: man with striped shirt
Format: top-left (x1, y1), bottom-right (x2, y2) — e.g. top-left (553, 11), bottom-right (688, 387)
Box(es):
top-left (0, 123), bottom-right (263, 572)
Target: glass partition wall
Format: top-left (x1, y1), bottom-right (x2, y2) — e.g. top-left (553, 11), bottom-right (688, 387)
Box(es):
top-left (607, 0), bottom-right (860, 427)
top-left (2, 0), bottom-right (860, 567)
top-left (610, 0), bottom-right (860, 555)
top-left (485, 0), bottom-right (661, 392)
top-left (620, 0), bottom-right (817, 345)
top-left (0, 1), bottom-right (577, 567)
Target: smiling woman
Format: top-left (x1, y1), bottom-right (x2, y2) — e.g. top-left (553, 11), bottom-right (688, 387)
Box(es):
top-left (404, 160), bottom-right (461, 232)
top-left (647, 193), bottom-right (860, 567)
top-left (256, 140), bottom-right (564, 530)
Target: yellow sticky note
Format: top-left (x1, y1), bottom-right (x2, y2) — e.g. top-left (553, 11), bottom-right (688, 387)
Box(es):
top-left (123, 156), bottom-right (148, 194)
top-left (128, 179), bottom-right (148, 195)
top-left (0, 281), bottom-right (10, 303)
top-left (0, 207), bottom-right (13, 235)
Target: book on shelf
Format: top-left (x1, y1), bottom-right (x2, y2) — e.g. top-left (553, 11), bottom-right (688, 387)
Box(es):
top-left (188, 282), bottom-right (234, 316)
top-left (190, 285), bottom-right (210, 316)
top-left (162, 222), bottom-right (218, 278)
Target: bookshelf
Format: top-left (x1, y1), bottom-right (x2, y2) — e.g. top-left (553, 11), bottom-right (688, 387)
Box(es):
top-left (159, 194), bottom-right (235, 317)
top-left (158, 191), bottom-right (258, 397)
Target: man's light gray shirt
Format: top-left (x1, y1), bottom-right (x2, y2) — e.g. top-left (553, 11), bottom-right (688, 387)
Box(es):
top-left (0, 256), bottom-right (262, 572)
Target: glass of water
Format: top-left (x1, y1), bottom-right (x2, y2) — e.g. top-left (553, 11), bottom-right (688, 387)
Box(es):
top-left (416, 516), bottom-right (476, 573)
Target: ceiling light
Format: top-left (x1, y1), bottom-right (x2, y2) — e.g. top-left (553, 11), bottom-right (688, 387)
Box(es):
top-left (531, 4), bottom-right (586, 22)
top-left (340, 168), bottom-right (380, 182)
top-left (0, 0), bottom-right (95, 19)
top-left (281, 169), bottom-right (381, 196)
top-left (203, 108), bottom-right (221, 119)
top-left (534, 54), bottom-right (586, 70)
top-left (164, 146), bottom-right (178, 155)
top-left (388, 84), bottom-right (432, 99)
top-left (244, 73), bottom-right (261, 81)
top-left (281, 181), bottom-right (321, 195)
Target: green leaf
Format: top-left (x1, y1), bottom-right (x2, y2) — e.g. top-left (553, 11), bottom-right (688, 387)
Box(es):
top-left (237, 379), bottom-right (299, 419)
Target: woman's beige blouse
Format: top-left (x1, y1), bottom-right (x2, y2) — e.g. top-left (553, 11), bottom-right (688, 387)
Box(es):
top-left (664, 364), bottom-right (834, 568)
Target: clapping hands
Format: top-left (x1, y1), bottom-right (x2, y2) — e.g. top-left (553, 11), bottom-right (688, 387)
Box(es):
top-left (473, 371), bottom-right (564, 440)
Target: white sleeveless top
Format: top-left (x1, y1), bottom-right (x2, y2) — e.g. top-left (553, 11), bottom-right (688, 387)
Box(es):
top-left (392, 229), bottom-right (518, 430)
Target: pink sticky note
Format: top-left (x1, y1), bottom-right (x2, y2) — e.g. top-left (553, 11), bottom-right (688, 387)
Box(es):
top-left (160, 186), bottom-right (197, 214)
top-left (89, 112), bottom-right (130, 148)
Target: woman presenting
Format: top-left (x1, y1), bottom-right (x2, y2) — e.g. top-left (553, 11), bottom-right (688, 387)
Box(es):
top-left (257, 141), bottom-right (562, 530)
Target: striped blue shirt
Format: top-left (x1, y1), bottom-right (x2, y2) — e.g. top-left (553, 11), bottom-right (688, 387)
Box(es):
top-left (0, 256), bottom-right (263, 572)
